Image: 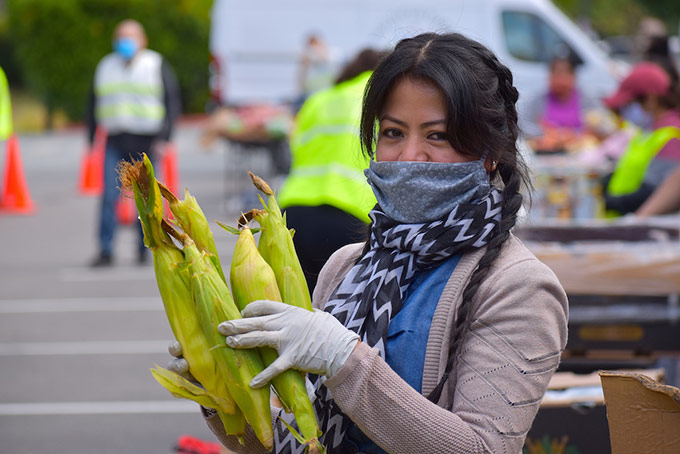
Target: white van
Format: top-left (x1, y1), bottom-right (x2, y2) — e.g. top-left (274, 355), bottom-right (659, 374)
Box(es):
top-left (209, 0), bottom-right (624, 117)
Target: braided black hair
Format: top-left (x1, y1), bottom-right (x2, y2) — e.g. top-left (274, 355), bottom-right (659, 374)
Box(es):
top-left (358, 32), bottom-right (531, 403)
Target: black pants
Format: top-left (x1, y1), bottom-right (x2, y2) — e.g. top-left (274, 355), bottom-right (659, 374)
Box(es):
top-left (283, 205), bottom-right (367, 293)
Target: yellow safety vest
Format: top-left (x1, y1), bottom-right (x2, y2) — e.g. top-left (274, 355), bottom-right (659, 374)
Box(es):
top-left (608, 126), bottom-right (680, 196)
top-left (278, 71), bottom-right (376, 222)
top-left (94, 50), bottom-right (165, 135)
top-left (0, 66), bottom-right (12, 140)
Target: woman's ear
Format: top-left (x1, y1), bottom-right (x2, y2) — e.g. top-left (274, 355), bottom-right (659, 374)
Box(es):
top-left (484, 157), bottom-right (498, 173)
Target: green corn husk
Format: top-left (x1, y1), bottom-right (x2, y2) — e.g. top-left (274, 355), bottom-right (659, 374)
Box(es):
top-left (150, 364), bottom-right (247, 439)
top-left (157, 182), bottom-right (226, 283)
top-left (247, 172), bottom-right (313, 312)
top-left (118, 155), bottom-right (245, 439)
top-left (150, 364), bottom-right (227, 409)
top-left (229, 226), bottom-right (323, 453)
top-left (158, 222), bottom-right (248, 442)
top-left (180, 234), bottom-right (274, 451)
top-left (158, 175), bottom-right (276, 448)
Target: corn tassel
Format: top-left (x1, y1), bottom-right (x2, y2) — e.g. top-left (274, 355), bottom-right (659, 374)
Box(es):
top-left (118, 155), bottom-right (245, 439)
top-left (229, 226), bottom-right (322, 453)
top-left (180, 234), bottom-right (274, 451)
top-left (248, 172), bottom-right (313, 312)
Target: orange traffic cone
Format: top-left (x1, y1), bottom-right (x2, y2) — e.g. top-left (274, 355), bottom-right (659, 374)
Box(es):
top-left (0, 134), bottom-right (34, 214)
top-left (116, 193), bottom-right (136, 226)
top-left (160, 143), bottom-right (179, 219)
top-left (78, 127), bottom-right (106, 195)
top-left (161, 142), bottom-right (179, 194)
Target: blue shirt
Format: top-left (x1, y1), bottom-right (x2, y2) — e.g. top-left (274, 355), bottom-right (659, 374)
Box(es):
top-left (343, 254), bottom-right (461, 453)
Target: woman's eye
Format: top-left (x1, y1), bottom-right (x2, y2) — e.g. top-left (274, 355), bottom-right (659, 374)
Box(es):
top-left (428, 131), bottom-right (448, 141)
top-left (383, 128), bottom-right (401, 137)
top-left (381, 128), bottom-right (402, 138)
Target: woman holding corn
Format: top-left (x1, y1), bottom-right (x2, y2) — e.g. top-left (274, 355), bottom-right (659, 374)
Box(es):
top-left (184, 33), bottom-right (568, 453)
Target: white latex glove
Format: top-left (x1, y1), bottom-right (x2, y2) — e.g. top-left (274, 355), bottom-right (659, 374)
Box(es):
top-left (167, 340), bottom-right (199, 385)
top-left (218, 300), bottom-right (360, 389)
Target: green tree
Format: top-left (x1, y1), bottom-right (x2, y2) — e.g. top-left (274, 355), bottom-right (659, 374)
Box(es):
top-left (638, 0), bottom-right (680, 34)
top-left (553, 0), bottom-right (679, 37)
top-left (553, 0), bottom-right (648, 37)
top-left (8, 0), bottom-right (211, 124)
top-left (0, 10), bottom-right (23, 87)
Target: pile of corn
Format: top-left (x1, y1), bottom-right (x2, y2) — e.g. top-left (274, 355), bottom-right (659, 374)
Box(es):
top-left (118, 155), bottom-right (322, 453)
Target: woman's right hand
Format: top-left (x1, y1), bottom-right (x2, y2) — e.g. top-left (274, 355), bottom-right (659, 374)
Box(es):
top-left (167, 340), bottom-right (199, 384)
top-left (168, 341), bottom-right (219, 417)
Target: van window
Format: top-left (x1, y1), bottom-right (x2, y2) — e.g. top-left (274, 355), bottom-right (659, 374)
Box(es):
top-left (502, 11), bottom-right (582, 64)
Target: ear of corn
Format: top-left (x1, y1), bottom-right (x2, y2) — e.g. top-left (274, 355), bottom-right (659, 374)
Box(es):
top-left (150, 235), bottom-right (247, 439)
top-left (158, 182), bottom-right (226, 283)
top-left (230, 226), bottom-right (282, 313)
top-left (156, 168), bottom-right (275, 449)
top-left (230, 227), bottom-right (322, 453)
top-left (181, 235), bottom-right (274, 451)
top-left (248, 173), bottom-right (313, 312)
top-left (122, 158), bottom-right (332, 451)
top-left (119, 155), bottom-right (246, 439)
top-left (150, 241), bottom-right (238, 413)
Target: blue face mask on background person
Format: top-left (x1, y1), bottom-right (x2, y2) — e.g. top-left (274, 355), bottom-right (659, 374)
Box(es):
top-left (364, 158), bottom-right (491, 224)
top-left (114, 38), bottom-right (138, 61)
top-left (620, 102), bottom-right (654, 130)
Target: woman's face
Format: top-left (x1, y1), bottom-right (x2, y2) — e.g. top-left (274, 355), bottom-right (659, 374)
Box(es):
top-left (376, 77), bottom-right (475, 163)
top-left (548, 60), bottom-right (575, 99)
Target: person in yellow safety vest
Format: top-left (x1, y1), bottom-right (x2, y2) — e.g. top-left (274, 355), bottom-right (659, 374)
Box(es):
top-left (86, 19), bottom-right (181, 267)
top-left (602, 62), bottom-right (680, 215)
top-left (277, 49), bottom-right (385, 291)
top-left (0, 66), bottom-right (12, 141)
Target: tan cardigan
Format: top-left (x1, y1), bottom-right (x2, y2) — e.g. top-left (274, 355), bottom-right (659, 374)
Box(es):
top-left (206, 235), bottom-right (569, 453)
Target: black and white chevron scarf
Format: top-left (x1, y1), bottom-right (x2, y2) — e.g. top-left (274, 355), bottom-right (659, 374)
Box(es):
top-left (273, 188), bottom-right (503, 453)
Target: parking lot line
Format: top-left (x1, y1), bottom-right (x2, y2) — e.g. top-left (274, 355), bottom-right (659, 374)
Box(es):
top-left (0, 400), bottom-right (197, 415)
top-left (0, 297), bottom-right (162, 313)
top-left (59, 267), bottom-right (155, 282)
top-left (0, 340), bottom-right (169, 356)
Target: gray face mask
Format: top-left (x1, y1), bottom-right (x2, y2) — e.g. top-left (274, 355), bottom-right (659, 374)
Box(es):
top-left (364, 159), bottom-right (491, 224)
top-left (621, 102), bottom-right (654, 130)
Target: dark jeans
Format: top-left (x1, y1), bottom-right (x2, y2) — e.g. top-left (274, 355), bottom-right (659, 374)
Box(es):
top-left (98, 142), bottom-right (154, 256)
top-left (283, 205), bottom-right (367, 292)
top-left (341, 422), bottom-right (387, 453)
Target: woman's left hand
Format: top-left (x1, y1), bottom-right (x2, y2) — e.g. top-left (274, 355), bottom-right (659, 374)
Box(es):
top-left (218, 300), bottom-right (360, 388)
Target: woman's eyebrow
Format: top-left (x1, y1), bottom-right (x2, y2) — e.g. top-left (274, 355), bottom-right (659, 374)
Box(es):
top-left (380, 115), bottom-right (407, 126)
top-left (380, 115), bottom-right (446, 128)
top-left (420, 119), bottom-right (446, 127)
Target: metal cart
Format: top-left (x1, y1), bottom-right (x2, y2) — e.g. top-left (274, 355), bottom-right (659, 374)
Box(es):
top-left (222, 137), bottom-right (290, 215)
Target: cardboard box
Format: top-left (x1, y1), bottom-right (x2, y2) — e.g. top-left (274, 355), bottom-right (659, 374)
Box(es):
top-left (516, 216), bottom-right (680, 296)
top-left (600, 371), bottom-right (680, 454)
top-left (524, 369), bottom-right (664, 454)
